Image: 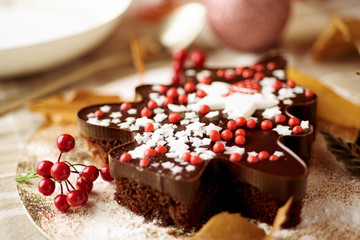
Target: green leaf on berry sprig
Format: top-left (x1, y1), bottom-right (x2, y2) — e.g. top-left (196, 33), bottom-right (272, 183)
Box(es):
top-left (321, 131), bottom-right (360, 176)
top-left (16, 171), bottom-right (39, 182)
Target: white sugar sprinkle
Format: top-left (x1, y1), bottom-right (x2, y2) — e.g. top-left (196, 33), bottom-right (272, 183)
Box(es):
top-left (273, 125), bottom-right (292, 136)
top-left (100, 105), bottom-right (111, 112)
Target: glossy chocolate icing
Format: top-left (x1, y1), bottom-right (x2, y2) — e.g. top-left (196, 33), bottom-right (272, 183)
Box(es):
top-left (77, 54), bottom-right (317, 205)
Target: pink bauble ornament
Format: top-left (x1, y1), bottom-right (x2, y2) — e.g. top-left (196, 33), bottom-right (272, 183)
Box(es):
top-left (203, 0), bottom-right (290, 52)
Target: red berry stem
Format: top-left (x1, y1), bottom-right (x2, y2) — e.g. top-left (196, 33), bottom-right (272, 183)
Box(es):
top-left (64, 179), bottom-right (71, 192)
top-left (65, 179), bottom-right (75, 190)
top-left (57, 152), bottom-right (63, 163)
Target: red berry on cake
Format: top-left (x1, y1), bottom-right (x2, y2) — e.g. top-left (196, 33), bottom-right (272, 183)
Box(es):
top-left (147, 100), bottom-right (158, 109)
top-left (56, 134), bottom-right (75, 153)
top-left (260, 120), bottom-right (273, 130)
top-left (213, 142), bottom-right (225, 153)
top-left (141, 107), bottom-right (152, 118)
top-left (178, 94), bottom-right (188, 104)
top-left (196, 89), bottom-right (207, 98)
top-left (269, 155), bottom-right (279, 161)
top-left (172, 48), bottom-right (187, 63)
top-left (100, 165), bottom-right (114, 182)
top-left (188, 49), bottom-right (206, 67)
top-left (247, 155), bottom-right (259, 163)
top-left (144, 122), bottom-right (154, 132)
top-left (171, 60), bottom-right (183, 74)
top-left (287, 80), bottom-right (296, 88)
top-left (94, 110), bottom-right (104, 117)
top-left (246, 119), bottom-right (257, 129)
top-left (54, 194), bottom-right (70, 212)
top-left (120, 102), bottom-right (132, 110)
top-left (227, 120), bottom-right (237, 131)
top-left (144, 148), bottom-right (156, 158)
top-left (288, 117), bottom-right (300, 127)
top-left (171, 75), bottom-right (180, 85)
top-left (224, 71), bottom-right (235, 80)
top-left (236, 117), bottom-right (247, 127)
top-left (254, 72), bottom-right (265, 81)
top-left (120, 153), bottom-right (132, 162)
top-left (38, 178), bottom-right (55, 196)
top-left (166, 87), bottom-right (179, 99)
top-left (200, 76), bottom-right (212, 85)
top-left (216, 69), bottom-right (225, 77)
top-left (258, 151), bottom-right (270, 160)
top-left (292, 125), bottom-right (304, 134)
top-left (229, 153), bottom-right (242, 162)
top-left (209, 130), bottom-right (221, 142)
top-left (221, 130), bottom-right (233, 141)
top-left (163, 97), bottom-right (174, 107)
top-left (50, 162), bottom-right (70, 181)
top-left (139, 159), bottom-right (150, 167)
top-left (158, 85), bottom-right (168, 94)
top-left (305, 89), bottom-right (314, 97)
top-left (235, 66), bottom-right (244, 75)
top-left (235, 129), bottom-right (246, 137)
top-left (36, 160), bottom-right (53, 178)
top-left (155, 145), bottom-right (167, 154)
top-left (184, 82), bottom-right (196, 93)
top-left (242, 69), bottom-right (254, 78)
top-left (190, 155), bottom-right (203, 165)
top-left (267, 62), bottom-right (277, 70)
top-left (275, 114), bottom-right (286, 123)
top-left (168, 112), bottom-right (181, 123)
top-left (272, 80), bottom-right (283, 91)
top-left (235, 136), bottom-right (246, 146)
top-left (200, 105), bottom-right (211, 115)
top-left (182, 152), bottom-right (191, 162)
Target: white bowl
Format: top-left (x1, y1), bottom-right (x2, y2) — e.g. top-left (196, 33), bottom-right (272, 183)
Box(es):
top-left (0, 0), bottom-right (132, 79)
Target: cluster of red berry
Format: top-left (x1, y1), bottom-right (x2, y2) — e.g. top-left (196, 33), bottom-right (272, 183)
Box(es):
top-left (36, 134), bottom-right (113, 212)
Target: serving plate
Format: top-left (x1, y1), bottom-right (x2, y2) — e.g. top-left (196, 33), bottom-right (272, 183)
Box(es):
top-left (0, 0), bottom-right (132, 79)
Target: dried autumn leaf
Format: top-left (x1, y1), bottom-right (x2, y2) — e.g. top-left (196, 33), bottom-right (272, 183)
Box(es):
top-left (266, 197), bottom-right (293, 240)
top-left (321, 131), bottom-right (360, 176)
top-left (188, 212), bottom-right (266, 240)
top-left (312, 14), bottom-right (360, 61)
top-left (28, 90), bottom-right (120, 125)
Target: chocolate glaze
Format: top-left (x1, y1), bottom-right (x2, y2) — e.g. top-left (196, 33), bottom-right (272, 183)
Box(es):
top-left (77, 54), bottom-right (317, 206)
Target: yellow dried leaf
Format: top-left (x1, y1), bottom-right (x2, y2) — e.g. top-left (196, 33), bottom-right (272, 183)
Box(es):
top-left (312, 14), bottom-right (360, 61)
top-left (28, 90), bottom-right (120, 125)
top-left (266, 197), bottom-right (293, 240)
top-left (288, 67), bottom-right (360, 128)
top-left (188, 212), bottom-right (266, 240)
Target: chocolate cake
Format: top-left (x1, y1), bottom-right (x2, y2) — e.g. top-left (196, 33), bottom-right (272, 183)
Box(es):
top-left (77, 54), bottom-right (317, 228)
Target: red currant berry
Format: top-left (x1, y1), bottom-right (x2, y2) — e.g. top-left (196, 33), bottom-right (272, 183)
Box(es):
top-left (182, 152), bottom-right (191, 162)
top-left (236, 117), bottom-right (247, 127)
top-left (235, 136), bottom-right (246, 146)
top-left (254, 72), bottom-right (265, 81)
top-left (275, 114), bottom-right (286, 123)
top-left (242, 69), bottom-right (254, 78)
top-left (267, 62), bottom-right (277, 70)
top-left (196, 89), bottom-right (207, 98)
top-left (56, 134), bottom-right (75, 153)
top-left (144, 148), bottom-right (156, 158)
top-left (221, 130), bottom-right (233, 141)
top-left (81, 165), bottom-right (99, 182)
top-left (293, 125), bottom-right (304, 134)
top-left (200, 105), bottom-right (211, 115)
top-left (166, 87), bottom-right (179, 99)
top-left (213, 142), bottom-right (225, 153)
top-left (288, 117), bottom-right (300, 127)
top-left (247, 155), bottom-right (259, 163)
top-left (235, 129), bottom-right (246, 137)
top-left (260, 120), bottom-right (273, 130)
top-left (147, 100), bottom-right (158, 109)
top-left (54, 194), bottom-right (70, 212)
top-left (258, 151), bottom-right (270, 160)
top-left (81, 191), bottom-right (89, 205)
top-left (225, 71), bottom-right (235, 80)
top-left (67, 190), bottom-right (85, 207)
top-left (184, 82), bottom-right (196, 93)
top-left (168, 112), bottom-right (181, 123)
top-left (305, 89), bottom-right (314, 97)
top-left (172, 49), bottom-right (187, 63)
top-left (155, 145), bottom-right (167, 154)
top-left (272, 80), bottom-right (283, 91)
top-left (269, 155), bottom-right (279, 161)
top-left (36, 160), bottom-right (53, 178)
top-left (158, 85), bottom-right (168, 94)
top-left (163, 97), bottom-right (174, 107)
top-left (120, 153), bottom-right (132, 162)
top-left (246, 119), bottom-right (257, 129)
top-left (209, 130), bottom-right (221, 142)
top-left (38, 178), bottom-right (55, 196)
top-left (287, 80), bottom-right (296, 88)
top-left (100, 165), bottom-right (114, 182)
top-left (188, 49), bottom-right (206, 67)
top-left (200, 76), bottom-right (212, 85)
top-left (120, 102), bottom-right (132, 110)
top-left (217, 69), bottom-right (225, 77)
top-left (230, 153), bottom-right (242, 162)
top-left (94, 110), bottom-right (104, 117)
top-left (50, 162), bottom-right (70, 181)
top-left (76, 176), bottom-right (93, 193)
top-left (190, 155), bottom-right (203, 165)
top-left (144, 122), bottom-right (154, 132)
top-left (141, 107), bottom-right (152, 118)
top-left (139, 158), bottom-right (150, 167)
top-left (227, 120), bottom-right (237, 131)
top-left (178, 94), bottom-right (188, 104)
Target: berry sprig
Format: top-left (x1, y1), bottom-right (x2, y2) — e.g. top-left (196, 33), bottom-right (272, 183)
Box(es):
top-left (17, 134), bottom-right (114, 212)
